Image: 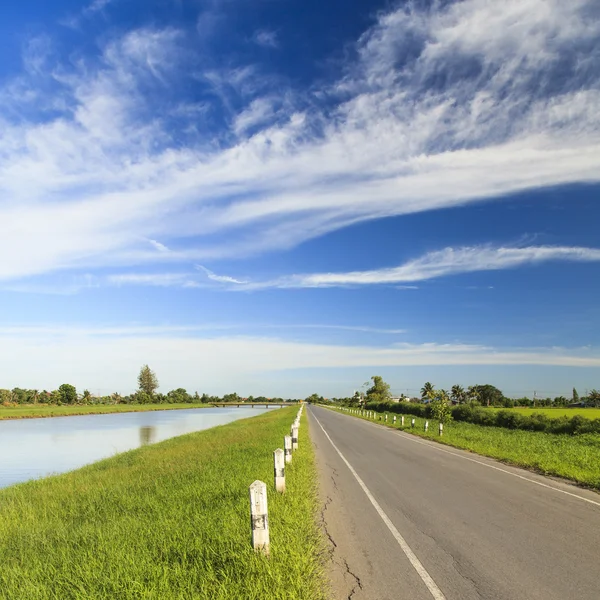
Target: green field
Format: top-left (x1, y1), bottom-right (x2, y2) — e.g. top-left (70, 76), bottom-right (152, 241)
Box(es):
top-left (0, 403), bottom-right (211, 420)
top-left (491, 407), bottom-right (600, 419)
top-left (0, 407), bottom-right (326, 600)
top-left (335, 408), bottom-right (600, 490)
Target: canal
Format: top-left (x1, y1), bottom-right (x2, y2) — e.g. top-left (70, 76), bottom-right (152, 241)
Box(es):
top-left (0, 406), bottom-right (279, 489)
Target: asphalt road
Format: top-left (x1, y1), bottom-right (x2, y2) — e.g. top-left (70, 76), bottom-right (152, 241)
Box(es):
top-left (308, 405), bottom-right (600, 600)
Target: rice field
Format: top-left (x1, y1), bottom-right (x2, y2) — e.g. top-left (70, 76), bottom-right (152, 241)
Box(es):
top-left (490, 407), bottom-right (600, 419)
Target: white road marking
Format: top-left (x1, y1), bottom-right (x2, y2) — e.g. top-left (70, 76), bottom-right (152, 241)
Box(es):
top-left (330, 406), bottom-right (600, 509)
top-left (312, 411), bottom-right (447, 600)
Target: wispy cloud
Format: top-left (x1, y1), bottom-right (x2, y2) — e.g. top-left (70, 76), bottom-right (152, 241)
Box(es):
top-left (1, 0), bottom-right (600, 282)
top-left (0, 327), bottom-right (598, 392)
top-left (252, 29), bottom-right (279, 48)
top-left (197, 265), bottom-right (247, 285)
top-left (107, 273), bottom-right (200, 288)
top-left (147, 239), bottom-right (170, 253)
top-left (200, 245), bottom-right (600, 289)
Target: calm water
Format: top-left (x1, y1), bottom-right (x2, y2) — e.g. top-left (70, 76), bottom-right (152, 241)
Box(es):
top-left (0, 406), bottom-right (279, 489)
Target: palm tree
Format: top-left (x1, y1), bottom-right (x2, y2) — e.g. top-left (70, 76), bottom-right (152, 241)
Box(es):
top-left (451, 385), bottom-right (465, 404)
top-left (467, 385), bottom-right (480, 406)
top-left (421, 382), bottom-right (434, 399)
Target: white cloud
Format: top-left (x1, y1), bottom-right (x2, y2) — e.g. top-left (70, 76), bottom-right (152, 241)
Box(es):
top-left (148, 239), bottom-right (170, 253)
top-left (197, 265), bottom-right (247, 285)
top-left (233, 97), bottom-right (278, 135)
top-left (252, 30), bottom-right (279, 48)
top-left (1, 0), bottom-right (599, 282)
top-left (206, 245), bottom-right (600, 289)
top-left (0, 327), bottom-right (598, 392)
top-left (107, 273), bottom-right (200, 287)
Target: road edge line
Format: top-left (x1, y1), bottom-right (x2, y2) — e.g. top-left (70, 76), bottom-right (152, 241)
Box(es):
top-left (311, 409), bottom-right (447, 600)
top-left (328, 406), bottom-right (600, 509)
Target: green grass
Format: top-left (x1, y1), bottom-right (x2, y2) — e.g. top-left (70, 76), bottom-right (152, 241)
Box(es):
top-left (0, 403), bottom-right (212, 420)
top-left (0, 407), bottom-right (326, 600)
top-left (488, 407), bottom-right (600, 419)
top-left (335, 408), bottom-right (600, 490)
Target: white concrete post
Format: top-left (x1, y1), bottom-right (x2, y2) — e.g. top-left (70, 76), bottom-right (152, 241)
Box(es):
top-left (292, 425), bottom-right (299, 451)
top-left (393, 415), bottom-right (397, 424)
top-left (439, 423), bottom-right (444, 436)
top-left (424, 420), bottom-right (429, 432)
top-left (385, 414), bottom-right (388, 422)
top-left (274, 449), bottom-right (285, 493)
top-left (284, 435), bottom-right (292, 464)
top-left (411, 418), bottom-right (415, 428)
top-left (249, 480), bottom-right (270, 555)
top-left (401, 416), bottom-right (405, 426)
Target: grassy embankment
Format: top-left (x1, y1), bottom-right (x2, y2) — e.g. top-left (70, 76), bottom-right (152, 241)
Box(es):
top-left (0, 403), bottom-right (212, 420)
top-left (0, 407), bottom-right (326, 600)
top-left (332, 407), bottom-right (600, 490)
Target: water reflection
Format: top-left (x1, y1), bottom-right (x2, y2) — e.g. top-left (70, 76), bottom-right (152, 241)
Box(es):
top-left (0, 406), bottom-right (279, 489)
top-left (139, 425), bottom-right (156, 446)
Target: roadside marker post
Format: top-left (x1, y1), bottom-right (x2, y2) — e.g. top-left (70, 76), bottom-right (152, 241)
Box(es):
top-left (284, 435), bottom-right (292, 463)
top-left (424, 421), bottom-right (429, 432)
top-left (249, 480), bottom-right (270, 555)
top-left (385, 414), bottom-right (388, 422)
top-left (292, 426), bottom-right (299, 451)
top-left (401, 416), bottom-right (404, 426)
top-left (439, 423), bottom-right (443, 436)
top-left (393, 415), bottom-right (396, 424)
top-left (411, 418), bottom-right (415, 428)
top-left (274, 449), bottom-right (285, 493)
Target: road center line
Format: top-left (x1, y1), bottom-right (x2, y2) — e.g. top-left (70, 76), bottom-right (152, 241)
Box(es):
top-left (336, 407), bottom-right (600, 509)
top-left (311, 410), bottom-right (447, 600)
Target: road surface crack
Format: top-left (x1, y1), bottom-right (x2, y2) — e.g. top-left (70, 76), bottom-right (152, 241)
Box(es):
top-left (320, 495), bottom-right (337, 551)
top-left (342, 558), bottom-right (363, 600)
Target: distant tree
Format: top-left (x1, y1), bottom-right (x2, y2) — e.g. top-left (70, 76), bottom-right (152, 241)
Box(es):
top-left (137, 365), bottom-right (159, 397)
top-left (222, 392), bottom-right (241, 403)
top-left (421, 382), bottom-right (434, 399)
top-left (133, 391), bottom-right (152, 404)
top-left (470, 384), bottom-right (503, 407)
top-left (111, 392), bottom-right (123, 404)
top-left (588, 390), bottom-right (600, 407)
top-left (58, 384), bottom-right (77, 404)
top-left (81, 389), bottom-right (92, 403)
top-left (428, 389), bottom-right (453, 424)
top-left (11, 388), bottom-right (29, 404)
top-left (167, 388), bottom-right (192, 403)
top-left (450, 385), bottom-right (465, 404)
top-left (572, 387), bottom-right (579, 403)
top-left (466, 386), bottom-right (481, 406)
top-left (366, 376), bottom-right (391, 403)
top-left (30, 389), bottom-right (40, 404)
top-left (305, 393), bottom-right (323, 404)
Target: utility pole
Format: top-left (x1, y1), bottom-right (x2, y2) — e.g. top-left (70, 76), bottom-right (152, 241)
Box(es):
top-left (533, 390), bottom-right (536, 407)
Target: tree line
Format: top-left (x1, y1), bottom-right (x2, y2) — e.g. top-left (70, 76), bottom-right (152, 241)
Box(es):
top-left (0, 365), bottom-right (297, 407)
top-left (306, 376), bottom-right (600, 409)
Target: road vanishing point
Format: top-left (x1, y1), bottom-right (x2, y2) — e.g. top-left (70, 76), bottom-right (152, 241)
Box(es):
top-left (308, 405), bottom-right (600, 600)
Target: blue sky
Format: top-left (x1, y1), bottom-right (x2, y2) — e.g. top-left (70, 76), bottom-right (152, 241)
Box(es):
top-left (1, 0), bottom-right (599, 398)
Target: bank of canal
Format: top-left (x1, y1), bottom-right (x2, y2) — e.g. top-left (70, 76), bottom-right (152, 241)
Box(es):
top-left (0, 406), bottom-right (326, 600)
